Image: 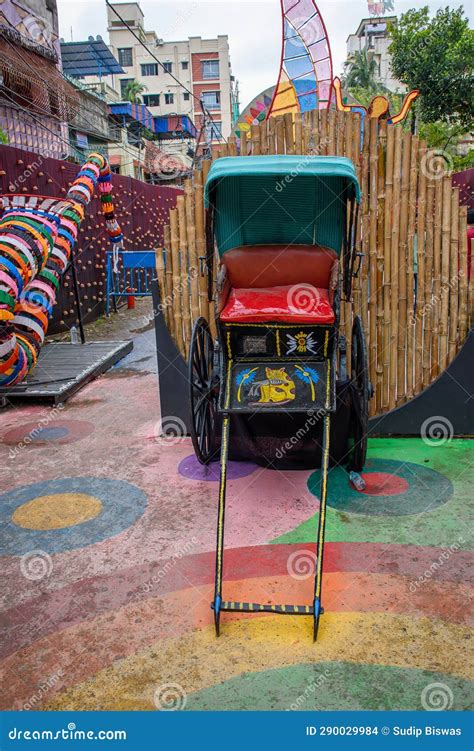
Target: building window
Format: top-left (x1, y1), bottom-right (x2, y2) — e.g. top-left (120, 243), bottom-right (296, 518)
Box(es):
top-left (143, 94), bottom-right (161, 106)
top-left (201, 90), bottom-right (220, 110)
top-left (118, 48), bottom-right (133, 67)
top-left (120, 78), bottom-right (134, 97)
top-left (202, 60), bottom-right (219, 79)
top-left (183, 92), bottom-right (190, 101)
top-left (141, 63), bottom-right (158, 76)
top-left (162, 62), bottom-right (172, 73)
top-left (206, 120), bottom-right (222, 141)
top-left (181, 61), bottom-right (188, 70)
top-left (164, 93), bottom-right (174, 104)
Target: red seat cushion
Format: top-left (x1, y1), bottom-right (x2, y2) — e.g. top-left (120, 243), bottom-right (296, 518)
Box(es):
top-left (220, 285), bottom-right (335, 324)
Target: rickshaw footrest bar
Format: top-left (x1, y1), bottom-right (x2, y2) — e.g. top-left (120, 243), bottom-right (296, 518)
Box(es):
top-left (211, 600), bottom-right (324, 616)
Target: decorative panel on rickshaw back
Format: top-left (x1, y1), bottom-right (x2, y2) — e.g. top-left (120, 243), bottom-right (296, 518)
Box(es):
top-left (222, 322), bottom-right (336, 361)
top-left (219, 359), bottom-right (336, 414)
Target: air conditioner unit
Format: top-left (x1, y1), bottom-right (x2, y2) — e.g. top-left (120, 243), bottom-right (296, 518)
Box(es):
top-left (155, 39), bottom-right (164, 46)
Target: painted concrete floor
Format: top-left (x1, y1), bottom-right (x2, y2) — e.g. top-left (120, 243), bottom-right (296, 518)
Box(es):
top-left (1, 303), bottom-right (473, 712)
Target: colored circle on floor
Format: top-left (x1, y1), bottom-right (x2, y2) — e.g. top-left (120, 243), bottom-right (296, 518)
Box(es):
top-left (0, 477), bottom-right (147, 555)
top-left (178, 454), bottom-right (258, 482)
top-left (307, 459), bottom-right (453, 516)
top-left (3, 420), bottom-right (94, 446)
top-left (185, 662), bottom-right (473, 711)
top-left (12, 493), bottom-right (102, 530)
top-left (359, 472), bottom-right (409, 496)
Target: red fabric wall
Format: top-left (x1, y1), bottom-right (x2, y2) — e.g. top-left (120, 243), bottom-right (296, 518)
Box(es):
top-left (0, 144), bottom-right (181, 333)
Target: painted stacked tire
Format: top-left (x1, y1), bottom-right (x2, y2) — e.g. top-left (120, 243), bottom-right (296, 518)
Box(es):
top-left (0, 153), bottom-right (123, 386)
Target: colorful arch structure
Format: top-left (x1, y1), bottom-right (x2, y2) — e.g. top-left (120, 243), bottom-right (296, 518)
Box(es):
top-left (0, 154), bottom-right (123, 387)
top-left (267, 0), bottom-right (333, 118)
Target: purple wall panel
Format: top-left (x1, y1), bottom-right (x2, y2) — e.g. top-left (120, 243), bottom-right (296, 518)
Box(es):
top-left (0, 144), bottom-right (181, 333)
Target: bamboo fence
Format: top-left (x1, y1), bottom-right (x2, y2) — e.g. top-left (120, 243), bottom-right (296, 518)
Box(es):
top-left (155, 110), bottom-right (472, 417)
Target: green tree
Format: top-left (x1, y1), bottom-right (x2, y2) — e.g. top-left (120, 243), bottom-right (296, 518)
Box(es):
top-left (389, 6), bottom-right (474, 129)
top-left (123, 80), bottom-right (148, 104)
top-left (343, 49), bottom-right (381, 92)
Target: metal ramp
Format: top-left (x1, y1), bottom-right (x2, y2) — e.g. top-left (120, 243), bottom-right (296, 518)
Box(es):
top-left (0, 341), bottom-right (133, 405)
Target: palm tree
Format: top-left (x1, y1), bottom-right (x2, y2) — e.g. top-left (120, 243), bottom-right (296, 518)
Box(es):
top-left (343, 49), bottom-right (380, 92)
top-left (123, 80), bottom-right (148, 104)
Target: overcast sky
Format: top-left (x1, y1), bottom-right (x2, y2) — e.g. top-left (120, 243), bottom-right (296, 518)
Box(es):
top-left (57, 0), bottom-right (472, 110)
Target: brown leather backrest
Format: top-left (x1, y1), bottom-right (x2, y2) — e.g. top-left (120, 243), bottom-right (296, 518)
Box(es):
top-left (222, 244), bottom-right (338, 289)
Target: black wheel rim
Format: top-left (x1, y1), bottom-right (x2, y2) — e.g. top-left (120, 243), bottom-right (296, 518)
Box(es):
top-left (349, 316), bottom-right (369, 472)
top-left (189, 317), bottom-right (218, 465)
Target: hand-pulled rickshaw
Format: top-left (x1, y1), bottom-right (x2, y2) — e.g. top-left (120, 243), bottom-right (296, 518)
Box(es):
top-left (188, 155), bottom-right (372, 640)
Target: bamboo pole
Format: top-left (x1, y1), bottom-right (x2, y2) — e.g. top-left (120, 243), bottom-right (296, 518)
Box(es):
top-left (202, 158), bottom-right (212, 183)
top-left (169, 208), bottom-right (184, 354)
top-left (405, 135), bottom-right (419, 401)
top-left (422, 179), bottom-right (435, 388)
top-left (228, 135), bottom-right (238, 156)
top-left (382, 125), bottom-right (394, 411)
top-left (431, 176), bottom-right (443, 379)
top-left (336, 110), bottom-right (344, 156)
top-left (327, 110), bottom-right (336, 155)
top-left (389, 126), bottom-right (402, 410)
top-left (448, 188), bottom-right (460, 362)
top-left (155, 244), bottom-right (166, 322)
top-left (368, 118), bottom-right (378, 413)
top-left (311, 110), bottom-right (320, 154)
top-left (394, 131), bottom-right (411, 404)
top-left (319, 110), bottom-right (328, 155)
top-left (344, 111), bottom-right (353, 162)
top-left (284, 112), bottom-right (295, 154)
top-left (267, 116), bottom-right (276, 155)
top-left (240, 129), bottom-right (248, 156)
top-left (458, 206), bottom-right (468, 342)
top-left (351, 114), bottom-right (362, 324)
top-left (177, 195), bottom-right (191, 357)
top-left (302, 111), bottom-right (311, 154)
top-left (294, 111), bottom-right (303, 154)
top-left (251, 124), bottom-right (261, 155)
top-left (193, 169), bottom-right (209, 320)
top-left (374, 120), bottom-right (386, 412)
top-left (414, 144), bottom-right (427, 395)
top-left (163, 224), bottom-right (174, 337)
top-left (359, 115), bottom-right (370, 349)
top-left (259, 120), bottom-right (268, 155)
top-left (275, 116), bottom-right (285, 155)
top-left (184, 178), bottom-right (200, 326)
top-left (438, 176), bottom-right (452, 371)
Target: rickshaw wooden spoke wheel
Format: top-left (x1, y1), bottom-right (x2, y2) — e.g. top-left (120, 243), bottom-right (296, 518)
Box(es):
top-left (189, 317), bottom-right (218, 465)
top-left (349, 316), bottom-right (370, 473)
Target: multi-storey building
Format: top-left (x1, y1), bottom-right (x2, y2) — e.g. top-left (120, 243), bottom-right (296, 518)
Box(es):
top-left (105, 1), bottom-right (237, 143)
top-left (346, 16), bottom-right (401, 92)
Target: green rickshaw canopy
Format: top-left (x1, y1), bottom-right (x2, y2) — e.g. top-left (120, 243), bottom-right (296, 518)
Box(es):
top-left (204, 155), bottom-right (361, 257)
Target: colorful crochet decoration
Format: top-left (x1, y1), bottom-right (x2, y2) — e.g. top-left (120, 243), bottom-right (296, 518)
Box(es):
top-left (0, 153), bottom-right (123, 386)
